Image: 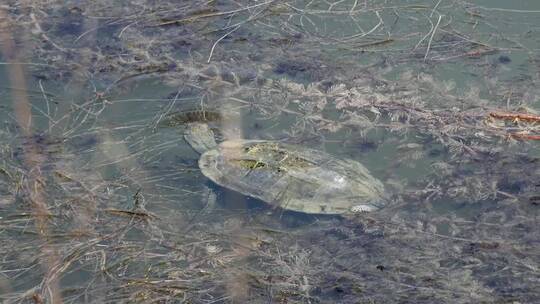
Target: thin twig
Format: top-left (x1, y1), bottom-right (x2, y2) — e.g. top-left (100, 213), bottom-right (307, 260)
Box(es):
top-left (207, 25), bottom-right (241, 63)
top-left (424, 14), bottom-right (443, 61)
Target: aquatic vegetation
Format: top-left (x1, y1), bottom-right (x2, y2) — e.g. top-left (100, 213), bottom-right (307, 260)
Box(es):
top-left (0, 0), bottom-right (539, 303)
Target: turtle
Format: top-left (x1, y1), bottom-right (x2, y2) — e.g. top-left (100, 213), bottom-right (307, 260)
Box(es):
top-left (175, 110), bottom-right (388, 215)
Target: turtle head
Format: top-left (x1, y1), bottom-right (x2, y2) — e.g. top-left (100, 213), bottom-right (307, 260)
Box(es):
top-left (184, 122), bottom-right (218, 154)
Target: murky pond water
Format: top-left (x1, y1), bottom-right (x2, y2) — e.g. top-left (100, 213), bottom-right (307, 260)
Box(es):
top-left (1, 1), bottom-right (539, 303)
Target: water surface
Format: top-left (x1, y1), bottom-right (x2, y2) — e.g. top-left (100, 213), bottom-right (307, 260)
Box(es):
top-left (0, 1), bottom-right (539, 303)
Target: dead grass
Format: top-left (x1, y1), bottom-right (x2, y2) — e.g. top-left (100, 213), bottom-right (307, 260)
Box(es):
top-left (0, 0), bottom-right (539, 303)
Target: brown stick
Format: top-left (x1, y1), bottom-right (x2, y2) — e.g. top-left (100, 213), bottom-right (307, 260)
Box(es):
top-left (0, 9), bottom-right (64, 304)
top-left (489, 112), bottom-right (540, 123)
top-left (510, 133), bottom-right (540, 141)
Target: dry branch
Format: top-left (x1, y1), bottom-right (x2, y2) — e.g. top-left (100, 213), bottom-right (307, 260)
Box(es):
top-left (489, 111), bottom-right (540, 123)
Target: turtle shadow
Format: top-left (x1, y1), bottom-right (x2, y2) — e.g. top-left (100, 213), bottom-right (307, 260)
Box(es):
top-left (207, 182), bottom-right (341, 228)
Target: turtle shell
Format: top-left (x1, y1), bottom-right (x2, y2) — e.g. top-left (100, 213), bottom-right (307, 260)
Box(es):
top-left (198, 140), bottom-right (387, 214)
